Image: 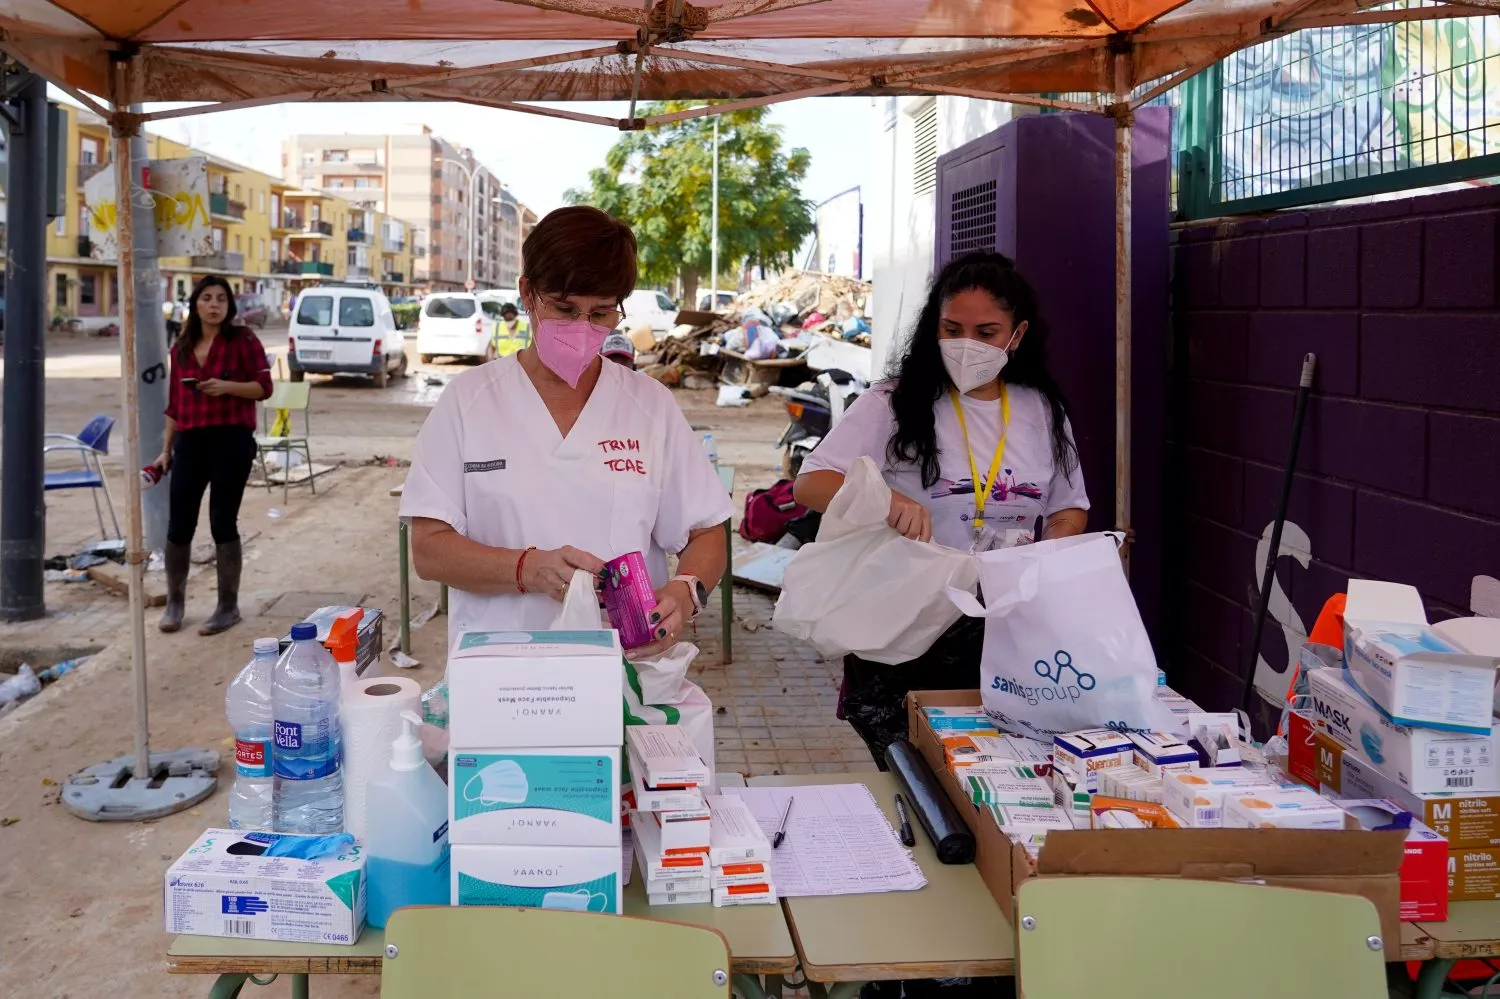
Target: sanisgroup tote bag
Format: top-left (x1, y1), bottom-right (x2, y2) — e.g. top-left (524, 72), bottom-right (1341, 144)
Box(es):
top-left (773, 457), bottom-right (980, 665)
top-left (948, 533), bottom-right (1177, 742)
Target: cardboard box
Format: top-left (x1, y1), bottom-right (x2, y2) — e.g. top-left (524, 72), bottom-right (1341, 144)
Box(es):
top-left (705, 794), bottom-right (772, 866)
top-left (1315, 731), bottom-right (1500, 848)
top-left (1450, 847), bottom-right (1500, 901)
top-left (448, 630), bottom-right (624, 749)
top-left (449, 748), bottom-right (620, 846)
top-left (626, 726), bottom-right (710, 789)
top-left (906, 690), bottom-right (1406, 950)
top-left (1052, 729), bottom-right (1134, 792)
top-left (164, 829), bottom-right (366, 944)
top-left (1286, 709), bottom-right (1319, 789)
top-left (1343, 580), bottom-right (1499, 734)
top-left (1308, 667), bottom-right (1500, 794)
top-left (452, 844), bottom-right (621, 913)
top-left (1339, 798), bottom-right (1448, 921)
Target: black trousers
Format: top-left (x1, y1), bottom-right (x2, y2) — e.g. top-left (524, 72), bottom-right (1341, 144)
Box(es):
top-left (167, 426), bottom-right (256, 546)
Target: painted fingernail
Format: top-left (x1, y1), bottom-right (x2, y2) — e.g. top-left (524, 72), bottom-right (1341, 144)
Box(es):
top-left (656, 627), bottom-right (667, 639)
top-left (597, 569), bottom-right (610, 580)
top-left (650, 611), bottom-right (662, 624)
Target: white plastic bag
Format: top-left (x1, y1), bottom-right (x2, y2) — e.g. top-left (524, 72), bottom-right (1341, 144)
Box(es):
top-left (626, 643), bottom-right (697, 705)
top-left (772, 457), bottom-right (979, 664)
top-left (551, 569), bottom-right (605, 629)
top-left (948, 533), bottom-right (1177, 742)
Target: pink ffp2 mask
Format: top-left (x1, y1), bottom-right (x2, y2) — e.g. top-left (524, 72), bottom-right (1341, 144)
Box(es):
top-left (533, 316), bottom-right (612, 388)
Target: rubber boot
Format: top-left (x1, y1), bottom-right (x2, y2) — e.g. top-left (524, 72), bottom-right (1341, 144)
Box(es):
top-left (198, 542), bottom-right (243, 636)
top-left (158, 542), bottom-right (190, 633)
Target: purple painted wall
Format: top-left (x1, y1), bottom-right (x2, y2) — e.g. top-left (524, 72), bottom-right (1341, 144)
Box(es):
top-left (1167, 185), bottom-right (1500, 716)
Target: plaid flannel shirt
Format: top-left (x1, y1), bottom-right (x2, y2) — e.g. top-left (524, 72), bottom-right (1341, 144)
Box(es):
top-left (165, 327), bottom-right (273, 431)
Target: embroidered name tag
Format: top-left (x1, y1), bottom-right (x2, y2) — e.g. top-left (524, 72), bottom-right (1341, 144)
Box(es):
top-left (463, 459), bottom-right (507, 473)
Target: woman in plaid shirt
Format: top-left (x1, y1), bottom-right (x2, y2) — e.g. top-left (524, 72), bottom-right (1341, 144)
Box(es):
top-left (153, 275), bottom-right (273, 635)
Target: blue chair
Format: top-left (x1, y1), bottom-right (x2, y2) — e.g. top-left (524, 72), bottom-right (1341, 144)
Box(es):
top-left (44, 414), bottom-right (122, 541)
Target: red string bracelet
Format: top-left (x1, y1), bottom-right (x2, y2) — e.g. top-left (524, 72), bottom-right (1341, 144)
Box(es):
top-left (516, 546), bottom-right (537, 593)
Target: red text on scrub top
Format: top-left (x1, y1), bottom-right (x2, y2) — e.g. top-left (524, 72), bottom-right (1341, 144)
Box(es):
top-left (598, 439), bottom-right (646, 475)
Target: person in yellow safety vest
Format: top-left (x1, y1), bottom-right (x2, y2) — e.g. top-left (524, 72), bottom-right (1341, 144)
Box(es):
top-left (490, 302), bottom-right (531, 358)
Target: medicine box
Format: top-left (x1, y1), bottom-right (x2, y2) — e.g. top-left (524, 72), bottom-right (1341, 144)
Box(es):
top-left (164, 829), bottom-right (365, 945)
top-left (1097, 809), bottom-right (1149, 829)
top-left (447, 630), bottom-right (623, 750)
top-left (627, 726), bottom-right (710, 788)
top-left (452, 844), bottom-right (621, 914)
top-left (942, 734), bottom-right (1011, 768)
top-left (713, 883), bottom-right (778, 907)
top-left (1128, 731), bottom-right (1199, 776)
top-left (1450, 847), bottom-right (1500, 902)
top-left (449, 749), bottom-right (620, 846)
top-left (711, 861), bottom-right (772, 888)
top-left (649, 807), bottom-right (712, 856)
top-left (989, 803), bottom-right (1071, 849)
top-left (1314, 731), bottom-right (1500, 848)
top-left (965, 765), bottom-right (1054, 807)
top-left (1052, 729), bottom-right (1134, 792)
top-left (1163, 769), bottom-right (1295, 828)
top-left (1049, 768), bottom-right (1093, 819)
top-left (629, 748), bottom-right (707, 812)
top-left (649, 874), bottom-right (710, 894)
top-left (1087, 796), bottom-right (1183, 829)
top-left (1339, 798), bottom-right (1448, 921)
top-left (632, 809), bottom-right (710, 882)
top-left (1343, 580), bottom-right (1499, 735)
top-left (706, 794), bottom-right (772, 866)
top-left (922, 706), bottom-right (999, 734)
top-left (1308, 667), bottom-right (1500, 795)
top-left (1223, 788), bottom-right (1347, 830)
top-left (648, 889), bottom-right (711, 906)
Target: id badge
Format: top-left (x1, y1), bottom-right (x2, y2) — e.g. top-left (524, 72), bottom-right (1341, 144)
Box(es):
top-left (968, 517), bottom-right (999, 554)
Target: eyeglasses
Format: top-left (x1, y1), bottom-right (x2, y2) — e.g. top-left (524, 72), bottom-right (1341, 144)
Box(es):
top-left (535, 296), bottom-right (622, 329)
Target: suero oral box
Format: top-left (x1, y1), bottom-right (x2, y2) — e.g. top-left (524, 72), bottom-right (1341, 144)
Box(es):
top-left (164, 829), bottom-right (365, 944)
top-left (447, 630), bottom-right (623, 750)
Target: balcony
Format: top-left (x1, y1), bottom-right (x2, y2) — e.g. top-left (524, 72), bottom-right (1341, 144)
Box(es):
top-left (299, 261), bottom-right (334, 276)
top-left (190, 252), bottom-right (246, 272)
top-left (274, 210), bottom-right (298, 231)
top-left (272, 260), bottom-right (301, 275)
top-left (299, 220), bottom-right (334, 237)
top-left (413, 245), bottom-right (427, 258)
top-left (77, 235), bottom-right (93, 257)
top-left (209, 192), bottom-right (246, 220)
top-left (346, 228), bottom-right (368, 243)
top-left (383, 271), bottom-right (404, 283)
top-left (76, 162), bottom-right (108, 188)
top-left (385, 238), bottom-right (406, 252)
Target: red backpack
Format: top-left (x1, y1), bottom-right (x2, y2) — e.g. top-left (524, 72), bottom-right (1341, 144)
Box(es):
top-left (739, 480), bottom-right (808, 543)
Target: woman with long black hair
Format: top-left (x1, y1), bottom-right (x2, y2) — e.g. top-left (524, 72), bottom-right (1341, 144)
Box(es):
top-left (794, 251), bottom-right (1089, 763)
top-left (153, 275), bottom-right (272, 635)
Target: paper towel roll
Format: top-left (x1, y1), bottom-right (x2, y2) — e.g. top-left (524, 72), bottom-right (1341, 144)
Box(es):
top-left (341, 676), bottom-right (422, 841)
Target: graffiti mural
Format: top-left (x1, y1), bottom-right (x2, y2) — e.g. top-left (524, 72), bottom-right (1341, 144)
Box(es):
top-left (1219, 17), bottom-right (1500, 201)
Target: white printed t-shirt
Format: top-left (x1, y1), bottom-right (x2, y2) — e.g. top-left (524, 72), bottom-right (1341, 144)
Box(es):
top-left (801, 381), bottom-right (1089, 552)
top-left (398, 355), bottom-right (734, 649)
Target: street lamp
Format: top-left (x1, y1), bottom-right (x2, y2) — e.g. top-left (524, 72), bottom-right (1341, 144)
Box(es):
top-left (441, 157), bottom-right (480, 290)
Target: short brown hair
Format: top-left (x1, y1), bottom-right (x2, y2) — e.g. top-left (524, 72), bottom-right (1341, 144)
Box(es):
top-left (522, 206), bottom-right (638, 303)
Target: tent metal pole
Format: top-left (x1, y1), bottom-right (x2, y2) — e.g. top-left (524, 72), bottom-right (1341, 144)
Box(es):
top-left (110, 57), bottom-right (152, 781)
top-left (1112, 44), bottom-right (1133, 573)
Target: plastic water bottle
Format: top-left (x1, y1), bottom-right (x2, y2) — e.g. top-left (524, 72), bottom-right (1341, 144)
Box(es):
top-left (226, 637), bottom-right (279, 830)
top-left (701, 432), bottom-right (719, 469)
top-left (272, 623), bottom-right (345, 833)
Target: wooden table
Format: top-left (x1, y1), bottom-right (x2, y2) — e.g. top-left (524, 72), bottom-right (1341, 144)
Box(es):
top-left (748, 772), bottom-right (1017, 998)
top-left (1410, 902), bottom-right (1500, 999)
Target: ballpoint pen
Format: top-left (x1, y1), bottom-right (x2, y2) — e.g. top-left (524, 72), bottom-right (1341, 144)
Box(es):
top-left (773, 795), bottom-right (795, 849)
top-left (894, 792), bottom-right (915, 846)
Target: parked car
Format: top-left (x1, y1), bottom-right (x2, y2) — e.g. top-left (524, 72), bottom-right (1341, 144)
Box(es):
top-left (235, 294), bottom-right (270, 328)
top-left (620, 289), bottom-right (679, 334)
top-left (696, 290), bottom-right (735, 311)
top-left (287, 284), bottom-right (407, 387)
top-left (416, 293), bottom-right (505, 363)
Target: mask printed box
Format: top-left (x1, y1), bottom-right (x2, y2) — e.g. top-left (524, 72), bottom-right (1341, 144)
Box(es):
top-left (450, 749), bottom-right (620, 846)
top-left (452, 844), bottom-right (620, 914)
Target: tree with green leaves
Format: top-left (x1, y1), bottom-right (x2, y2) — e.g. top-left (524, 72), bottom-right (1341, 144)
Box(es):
top-left (565, 102), bottom-right (814, 308)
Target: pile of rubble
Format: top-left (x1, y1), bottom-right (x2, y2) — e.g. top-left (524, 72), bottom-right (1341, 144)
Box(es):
top-left (641, 271), bottom-right (872, 390)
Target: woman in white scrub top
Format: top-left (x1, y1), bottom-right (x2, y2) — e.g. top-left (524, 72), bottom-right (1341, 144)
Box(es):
top-left (400, 207), bottom-right (733, 658)
top-left (794, 251), bottom-right (1088, 764)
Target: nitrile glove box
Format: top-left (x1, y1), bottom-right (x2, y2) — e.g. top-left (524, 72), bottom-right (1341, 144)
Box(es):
top-left (164, 829), bottom-right (365, 944)
top-left (1342, 580), bottom-right (1499, 734)
top-left (447, 630), bottom-right (623, 750)
top-left (450, 748), bottom-right (621, 846)
top-left (1309, 666), bottom-right (1500, 794)
top-left (452, 844), bottom-right (621, 914)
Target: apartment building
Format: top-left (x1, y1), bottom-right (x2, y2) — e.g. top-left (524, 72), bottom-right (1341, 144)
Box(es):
top-left (283, 128), bottom-right (533, 292)
top-left (36, 103), bottom-right (417, 323)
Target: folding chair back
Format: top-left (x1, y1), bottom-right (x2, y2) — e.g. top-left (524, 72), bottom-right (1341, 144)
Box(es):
top-left (380, 906), bottom-right (730, 999)
top-left (256, 381), bottom-right (315, 503)
top-left (76, 413), bottom-right (115, 452)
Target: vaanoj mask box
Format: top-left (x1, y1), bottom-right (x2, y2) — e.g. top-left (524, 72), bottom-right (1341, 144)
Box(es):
top-left (448, 630), bottom-right (623, 750)
top-left (452, 844), bottom-right (621, 914)
top-left (449, 748), bottom-right (621, 846)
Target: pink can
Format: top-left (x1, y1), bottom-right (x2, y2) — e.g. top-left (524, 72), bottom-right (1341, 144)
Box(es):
top-left (602, 551), bottom-right (658, 650)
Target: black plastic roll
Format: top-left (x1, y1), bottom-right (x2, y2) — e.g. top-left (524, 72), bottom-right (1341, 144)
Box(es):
top-left (885, 739), bottom-right (976, 865)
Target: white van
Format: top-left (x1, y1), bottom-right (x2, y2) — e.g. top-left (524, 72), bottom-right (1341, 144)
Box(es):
top-left (417, 293), bottom-right (507, 363)
top-left (620, 289), bottom-right (679, 334)
top-left (288, 285), bottom-right (407, 387)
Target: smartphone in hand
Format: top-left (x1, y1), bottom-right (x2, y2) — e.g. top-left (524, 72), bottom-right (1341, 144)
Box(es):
top-left (181, 377), bottom-right (200, 392)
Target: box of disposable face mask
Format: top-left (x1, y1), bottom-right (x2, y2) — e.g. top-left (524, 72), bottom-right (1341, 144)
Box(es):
top-left (164, 829), bottom-right (365, 944)
top-left (447, 630), bottom-right (624, 750)
top-left (1308, 666), bottom-right (1500, 794)
top-left (449, 748), bottom-right (621, 846)
top-left (452, 844), bottom-right (621, 914)
top-left (1343, 580), bottom-right (1500, 735)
